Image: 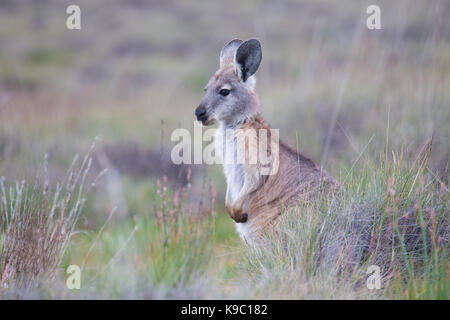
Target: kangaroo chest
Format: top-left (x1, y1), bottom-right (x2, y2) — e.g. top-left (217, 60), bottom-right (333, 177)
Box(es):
top-left (216, 124), bottom-right (244, 203)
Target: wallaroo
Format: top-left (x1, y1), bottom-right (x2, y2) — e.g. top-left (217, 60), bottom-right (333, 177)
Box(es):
top-left (195, 38), bottom-right (337, 243)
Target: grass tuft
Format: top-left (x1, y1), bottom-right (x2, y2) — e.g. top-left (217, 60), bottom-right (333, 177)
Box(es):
top-left (0, 144), bottom-right (103, 292)
top-left (234, 141), bottom-right (448, 299)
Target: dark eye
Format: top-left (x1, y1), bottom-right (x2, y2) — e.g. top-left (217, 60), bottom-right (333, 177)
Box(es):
top-left (219, 88), bottom-right (230, 96)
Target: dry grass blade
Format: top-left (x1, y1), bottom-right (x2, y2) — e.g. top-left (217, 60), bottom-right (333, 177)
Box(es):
top-left (0, 142), bottom-right (102, 290)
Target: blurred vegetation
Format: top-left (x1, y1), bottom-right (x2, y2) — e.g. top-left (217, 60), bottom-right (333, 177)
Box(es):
top-left (0, 0), bottom-right (448, 299)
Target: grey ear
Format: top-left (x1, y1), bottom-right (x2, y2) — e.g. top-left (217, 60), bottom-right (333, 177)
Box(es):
top-left (235, 39), bottom-right (262, 82)
top-left (220, 39), bottom-right (243, 67)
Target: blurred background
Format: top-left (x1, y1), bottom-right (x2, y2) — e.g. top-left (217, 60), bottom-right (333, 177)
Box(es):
top-left (0, 0), bottom-right (448, 298)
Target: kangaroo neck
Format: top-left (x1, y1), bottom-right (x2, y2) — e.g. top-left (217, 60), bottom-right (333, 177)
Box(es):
top-left (220, 112), bottom-right (259, 130)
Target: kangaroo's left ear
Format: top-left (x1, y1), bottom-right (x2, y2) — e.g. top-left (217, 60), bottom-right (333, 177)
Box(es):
top-left (235, 39), bottom-right (262, 82)
top-left (220, 39), bottom-right (243, 68)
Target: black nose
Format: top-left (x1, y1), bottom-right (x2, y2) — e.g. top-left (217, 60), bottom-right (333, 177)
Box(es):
top-left (235, 213), bottom-right (248, 223)
top-left (195, 106), bottom-right (207, 121)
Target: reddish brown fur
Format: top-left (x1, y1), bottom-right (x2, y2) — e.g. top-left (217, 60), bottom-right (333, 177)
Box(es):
top-left (229, 114), bottom-right (337, 237)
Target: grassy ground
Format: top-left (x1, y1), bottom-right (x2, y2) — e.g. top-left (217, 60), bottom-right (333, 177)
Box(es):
top-left (0, 0), bottom-right (448, 299)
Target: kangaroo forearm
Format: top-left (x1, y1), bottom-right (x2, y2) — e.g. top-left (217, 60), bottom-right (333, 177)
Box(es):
top-left (231, 172), bottom-right (263, 211)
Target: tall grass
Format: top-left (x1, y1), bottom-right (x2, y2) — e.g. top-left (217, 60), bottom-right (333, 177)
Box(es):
top-left (141, 169), bottom-right (216, 287)
top-left (0, 144), bottom-right (217, 298)
top-left (0, 139), bottom-right (447, 299)
top-left (0, 144), bottom-right (103, 291)
top-left (234, 140), bottom-right (448, 299)
top-left (66, 168), bottom-right (219, 299)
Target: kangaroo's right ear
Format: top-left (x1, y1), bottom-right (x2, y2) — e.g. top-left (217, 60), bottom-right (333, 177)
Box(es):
top-left (235, 39), bottom-right (262, 82)
top-left (220, 39), bottom-right (243, 68)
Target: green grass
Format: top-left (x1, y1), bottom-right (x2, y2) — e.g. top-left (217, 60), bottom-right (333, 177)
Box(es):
top-left (1, 143), bottom-right (447, 299)
top-left (0, 0), bottom-right (448, 299)
top-left (223, 143), bottom-right (448, 299)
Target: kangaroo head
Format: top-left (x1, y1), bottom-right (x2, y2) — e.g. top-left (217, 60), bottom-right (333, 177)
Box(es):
top-left (195, 39), bottom-right (262, 126)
